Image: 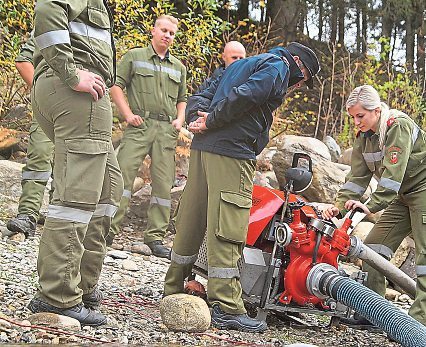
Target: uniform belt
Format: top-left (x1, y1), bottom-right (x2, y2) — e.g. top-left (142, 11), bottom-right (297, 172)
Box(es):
top-left (149, 113), bottom-right (173, 122)
top-left (134, 110), bottom-right (173, 123)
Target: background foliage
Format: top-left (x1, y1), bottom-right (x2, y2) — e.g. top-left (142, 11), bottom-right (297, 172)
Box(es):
top-left (0, 0), bottom-right (425, 148)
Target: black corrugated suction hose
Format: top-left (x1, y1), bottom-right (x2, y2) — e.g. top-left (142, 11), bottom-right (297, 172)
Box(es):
top-left (324, 274), bottom-right (426, 347)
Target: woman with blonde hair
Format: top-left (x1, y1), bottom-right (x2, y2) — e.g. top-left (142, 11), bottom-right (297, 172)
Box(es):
top-left (323, 84), bottom-right (426, 327)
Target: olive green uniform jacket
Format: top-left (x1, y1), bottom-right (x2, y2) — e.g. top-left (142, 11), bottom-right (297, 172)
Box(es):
top-left (31, 0), bottom-right (123, 308)
top-left (109, 45), bottom-right (187, 244)
top-left (336, 110), bottom-right (426, 325)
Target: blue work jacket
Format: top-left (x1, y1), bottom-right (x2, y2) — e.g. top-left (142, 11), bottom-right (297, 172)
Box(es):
top-left (186, 48), bottom-right (304, 160)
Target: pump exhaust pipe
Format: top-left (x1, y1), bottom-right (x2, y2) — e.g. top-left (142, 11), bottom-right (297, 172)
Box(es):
top-left (307, 264), bottom-right (426, 347)
top-left (347, 236), bottom-right (416, 299)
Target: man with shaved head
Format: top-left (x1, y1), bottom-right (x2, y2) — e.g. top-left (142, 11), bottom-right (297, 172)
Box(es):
top-left (197, 41), bottom-right (246, 92)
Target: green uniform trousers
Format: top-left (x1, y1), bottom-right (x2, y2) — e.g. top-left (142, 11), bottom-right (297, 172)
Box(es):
top-left (31, 70), bottom-right (123, 308)
top-left (18, 118), bottom-right (54, 219)
top-left (109, 119), bottom-right (178, 244)
top-left (363, 184), bottom-right (426, 325)
top-left (164, 150), bottom-right (255, 314)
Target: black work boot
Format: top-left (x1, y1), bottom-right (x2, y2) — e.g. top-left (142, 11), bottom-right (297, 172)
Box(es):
top-left (82, 286), bottom-right (104, 308)
top-left (28, 297), bottom-right (107, 327)
top-left (146, 240), bottom-right (171, 259)
top-left (339, 313), bottom-right (380, 331)
top-left (7, 214), bottom-right (36, 238)
top-left (211, 304), bottom-right (267, 332)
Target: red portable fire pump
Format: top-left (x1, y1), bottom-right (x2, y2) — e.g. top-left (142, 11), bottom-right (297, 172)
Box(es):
top-left (191, 153), bottom-right (426, 347)
top-left (193, 153), bottom-right (357, 321)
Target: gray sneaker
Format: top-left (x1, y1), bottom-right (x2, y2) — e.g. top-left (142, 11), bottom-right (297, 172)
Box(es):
top-left (7, 214), bottom-right (36, 238)
top-left (82, 286), bottom-right (104, 308)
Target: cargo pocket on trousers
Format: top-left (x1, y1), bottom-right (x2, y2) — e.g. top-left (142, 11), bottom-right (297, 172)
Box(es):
top-left (63, 139), bottom-right (109, 205)
top-left (216, 191), bottom-right (252, 244)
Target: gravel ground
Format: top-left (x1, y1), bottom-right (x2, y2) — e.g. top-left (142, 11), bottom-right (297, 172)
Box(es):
top-left (0, 194), bottom-right (405, 346)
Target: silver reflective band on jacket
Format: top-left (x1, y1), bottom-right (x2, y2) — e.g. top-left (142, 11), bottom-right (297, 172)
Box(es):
top-left (362, 150), bottom-right (384, 163)
top-left (341, 181), bottom-right (366, 195)
top-left (35, 21), bottom-right (111, 50)
top-left (132, 61), bottom-right (182, 78)
top-left (378, 177), bottom-right (401, 192)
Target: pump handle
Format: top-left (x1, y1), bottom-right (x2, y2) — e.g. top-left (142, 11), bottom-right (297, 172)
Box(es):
top-left (349, 207), bottom-right (364, 219)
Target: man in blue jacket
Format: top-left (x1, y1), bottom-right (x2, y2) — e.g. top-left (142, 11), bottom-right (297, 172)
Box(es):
top-left (163, 42), bottom-right (320, 332)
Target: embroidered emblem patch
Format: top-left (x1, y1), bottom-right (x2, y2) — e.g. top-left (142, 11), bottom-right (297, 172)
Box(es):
top-left (387, 146), bottom-right (402, 164)
top-left (387, 117), bottom-right (396, 127)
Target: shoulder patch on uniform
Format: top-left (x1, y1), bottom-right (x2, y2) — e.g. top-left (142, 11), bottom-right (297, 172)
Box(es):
top-left (387, 146), bottom-right (402, 164)
top-left (387, 117), bottom-right (397, 127)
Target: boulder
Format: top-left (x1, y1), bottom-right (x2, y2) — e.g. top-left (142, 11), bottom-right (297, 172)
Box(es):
top-left (272, 136), bottom-right (348, 203)
top-left (338, 147), bottom-right (353, 166)
top-left (323, 136), bottom-right (341, 162)
top-left (0, 160), bottom-right (24, 217)
top-left (273, 134), bottom-right (332, 161)
top-left (160, 294), bottom-right (210, 332)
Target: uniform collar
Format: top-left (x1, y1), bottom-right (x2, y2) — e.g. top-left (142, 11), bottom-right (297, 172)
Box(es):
top-left (148, 44), bottom-right (170, 61)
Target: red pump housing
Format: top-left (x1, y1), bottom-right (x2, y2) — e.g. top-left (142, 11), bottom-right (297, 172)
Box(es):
top-left (279, 206), bottom-right (352, 306)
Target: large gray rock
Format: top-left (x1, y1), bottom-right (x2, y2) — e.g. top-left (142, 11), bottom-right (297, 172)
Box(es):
top-left (0, 160), bottom-right (23, 217)
top-left (273, 134), bottom-right (332, 161)
top-left (323, 136), bottom-right (341, 162)
top-left (338, 147), bottom-right (353, 166)
top-left (272, 136), bottom-right (348, 203)
top-left (160, 294), bottom-right (210, 332)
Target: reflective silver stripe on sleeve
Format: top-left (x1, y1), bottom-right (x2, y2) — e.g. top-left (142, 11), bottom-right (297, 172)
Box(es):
top-left (171, 250), bottom-right (199, 265)
top-left (22, 170), bottom-right (51, 181)
top-left (68, 21), bottom-right (111, 45)
top-left (362, 151), bottom-right (384, 162)
top-left (35, 30), bottom-right (71, 50)
top-left (416, 265), bottom-right (426, 276)
top-left (150, 196), bottom-right (171, 207)
top-left (341, 182), bottom-right (366, 195)
top-left (47, 205), bottom-right (93, 224)
top-left (208, 266), bottom-right (240, 279)
top-left (93, 204), bottom-right (118, 217)
top-left (412, 126), bottom-right (419, 145)
top-left (378, 177), bottom-right (401, 192)
top-left (366, 243), bottom-right (393, 260)
top-left (132, 61), bottom-right (181, 78)
top-left (122, 189), bottom-right (132, 198)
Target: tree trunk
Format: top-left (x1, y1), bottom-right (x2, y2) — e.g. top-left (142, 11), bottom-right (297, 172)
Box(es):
top-left (337, 0), bottom-right (345, 45)
top-left (406, 15), bottom-right (415, 71)
top-left (266, 0), bottom-right (304, 43)
top-left (318, 0), bottom-right (324, 41)
top-left (416, 1), bottom-right (425, 94)
top-left (237, 0), bottom-right (249, 20)
top-left (361, 0), bottom-right (368, 53)
top-left (356, 0), bottom-right (361, 52)
top-left (330, 0), bottom-right (338, 43)
top-left (381, 0), bottom-right (393, 60)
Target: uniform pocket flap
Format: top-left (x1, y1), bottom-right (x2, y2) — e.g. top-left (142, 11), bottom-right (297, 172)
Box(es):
top-left (65, 139), bottom-right (109, 155)
top-left (87, 7), bottom-right (110, 29)
top-left (135, 70), bottom-right (154, 77)
top-left (168, 73), bottom-right (181, 84)
top-left (220, 191), bottom-right (252, 208)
